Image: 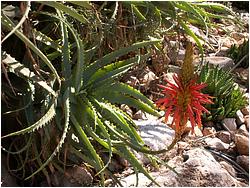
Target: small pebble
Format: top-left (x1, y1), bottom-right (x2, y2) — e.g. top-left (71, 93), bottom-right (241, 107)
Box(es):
top-left (236, 110), bottom-right (245, 126)
top-left (217, 131), bottom-right (231, 144)
top-left (203, 127), bottom-right (216, 137)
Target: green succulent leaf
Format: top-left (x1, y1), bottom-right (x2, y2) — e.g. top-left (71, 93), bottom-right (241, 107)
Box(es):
top-left (70, 113), bottom-right (105, 185)
top-left (199, 64), bottom-right (248, 121)
top-left (179, 19), bottom-right (204, 58)
top-left (101, 82), bottom-right (157, 109)
top-left (41, 1), bottom-right (89, 24)
top-left (33, 29), bottom-right (62, 52)
top-left (131, 4), bottom-right (147, 21)
top-left (25, 92), bottom-right (70, 180)
top-left (2, 52), bottom-right (57, 97)
top-left (116, 145), bottom-right (160, 187)
top-left (68, 1), bottom-right (92, 9)
top-left (83, 40), bottom-right (161, 83)
top-left (2, 97), bottom-right (57, 138)
top-left (1, 13), bottom-right (61, 86)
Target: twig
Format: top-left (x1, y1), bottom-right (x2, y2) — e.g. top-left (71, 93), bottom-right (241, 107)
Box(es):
top-left (229, 54), bottom-right (249, 73)
top-left (205, 147), bottom-right (249, 178)
top-left (1, 62), bottom-right (16, 95)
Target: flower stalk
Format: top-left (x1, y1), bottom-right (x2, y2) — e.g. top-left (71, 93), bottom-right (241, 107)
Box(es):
top-left (156, 42), bottom-right (213, 149)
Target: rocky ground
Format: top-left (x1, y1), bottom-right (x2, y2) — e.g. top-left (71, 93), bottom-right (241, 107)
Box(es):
top-left (102, 9), bottom-right (249, 187)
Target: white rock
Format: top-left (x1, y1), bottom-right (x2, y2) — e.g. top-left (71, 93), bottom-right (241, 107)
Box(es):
top-left (222, 118), bottom-right (237, 131)
top-left (193, 126), bottom-right (203, 137)
top-left (236, 110), bottom-right (245, 126)
top-left (126, 76), bottom-right (139, 87)
top-left (136, 118), bottom-right (175, 151)
top-left (178, 148), bottom-right (243, 186)
top-left (216, 131), bottom-right (232, 144)
top-left (163, 72), bottom-right (176, 84)
top-left (178, 141), bottom-right (190, 152)
top-left (184, 121), bottom-right (203, 137)
top-left (205, 137), bottom-right (230, 151)
top-left (133, 110), bottom-right (147, 120)
top-left (141, 71), bottom-right (157, 88)
top-left (204, 56), bottom-right (235, 70)
top-left (120, 104), bottom-right (133, 117)
top-left (167, 155), bottom-right (184, 167)
top-left (134, 118), bottom-right (175, 164)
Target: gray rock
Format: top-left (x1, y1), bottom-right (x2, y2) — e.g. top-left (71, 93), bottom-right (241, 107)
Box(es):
top-left (235, 134), bottom-right (249, 155)
top-left (119, 148), bottom-right (245, 187)
top-left (168, 65), bottom-right (181, 74)
top-left (204, 56), bottom-right (235, 70)
top-left (205, 137), bottom-right (230, 151)
top-left (222, 118), bottom-right (237, 131)
top-left (236, 110), bottom-right (245, 126)
top-left (236, 155), bottom-right (249, 172)
top-left (134, 118), bottom-right (175, 164)
top-left (136, 118), bottom-right (175, 151)
top-left (217, 131), bottom-right (232, 144)
top-left (215, 46), bottom-right (230, 56)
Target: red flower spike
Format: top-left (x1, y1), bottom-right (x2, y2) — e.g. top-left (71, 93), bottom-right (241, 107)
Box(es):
top-left (155, 73), bottom-right (213, 134)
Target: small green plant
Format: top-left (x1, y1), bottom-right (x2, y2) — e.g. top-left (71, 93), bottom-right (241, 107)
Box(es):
top-left (198, 63), bottom-right (248, 121)
top-left (228, 40), bottom-right (249, 68)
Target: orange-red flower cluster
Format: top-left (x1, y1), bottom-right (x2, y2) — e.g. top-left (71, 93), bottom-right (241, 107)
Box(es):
top-left (156, 74), bottom-right (213, 133)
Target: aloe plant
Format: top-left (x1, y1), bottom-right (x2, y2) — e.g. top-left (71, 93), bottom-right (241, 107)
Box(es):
top-left (198, 63), bottom-right (248, 121)
top-left (121, 1), bottom-right (242, 58)
top-left (1, 2), bottom-right (165, 186)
